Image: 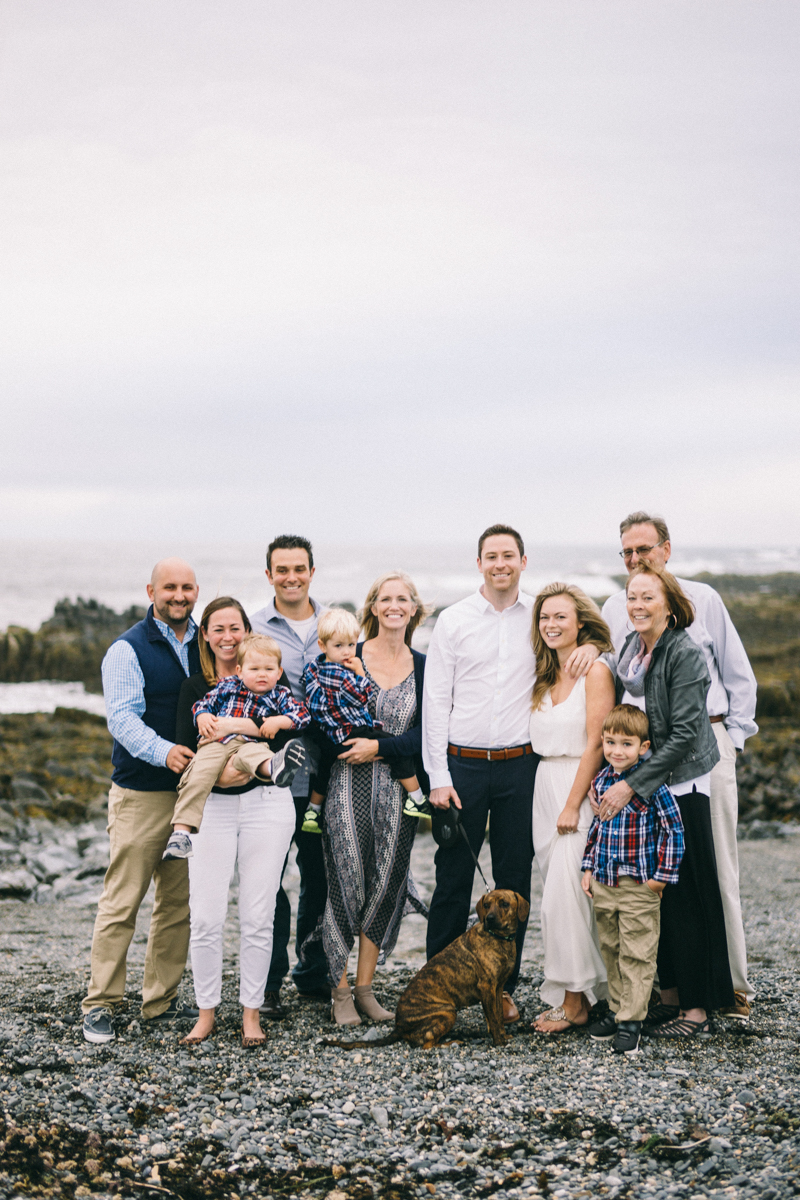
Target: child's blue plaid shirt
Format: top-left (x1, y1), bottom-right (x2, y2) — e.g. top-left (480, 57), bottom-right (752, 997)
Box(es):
top-left (301, 655), bottom-right (374, 744)
top-left (192, 676), bottom-right (309, 744)
top-left (581, 761), bottom-right (685, 886)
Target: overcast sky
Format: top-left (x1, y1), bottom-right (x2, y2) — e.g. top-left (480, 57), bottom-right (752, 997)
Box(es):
top-left (2, 1), bottom-right (798, 549)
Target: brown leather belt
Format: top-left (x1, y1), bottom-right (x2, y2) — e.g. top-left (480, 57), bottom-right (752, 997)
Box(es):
top-left (709, 715), bottom-right (725, 724)
top-left (448, 743), bottom-right (534, 761)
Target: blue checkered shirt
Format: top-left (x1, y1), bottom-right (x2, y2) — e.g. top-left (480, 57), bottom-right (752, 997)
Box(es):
top-left (581, 761), bottom-right (685, 887)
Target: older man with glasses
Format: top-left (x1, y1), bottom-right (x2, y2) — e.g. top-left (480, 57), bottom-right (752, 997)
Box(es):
top-left (602, 511), bottom-right (758, 1021)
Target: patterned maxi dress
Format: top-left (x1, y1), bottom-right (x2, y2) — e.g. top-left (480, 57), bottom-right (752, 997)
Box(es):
top-left (317, 667), bottom-right (424, 986)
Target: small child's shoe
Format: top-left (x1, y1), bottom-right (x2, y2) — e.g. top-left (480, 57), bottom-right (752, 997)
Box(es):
top-left (612, 1020), bottom-right (641, 1055)
top-left (162, 831), bottom-right (193, 860)
top-left (588, 1010), bottom-right (617, 1041)
top-left (269, 739), bottom-right (306, 788)
top-left (301, 808), bottom-right (322, 835)
top-left (403, 794), bottom-right (433, 819)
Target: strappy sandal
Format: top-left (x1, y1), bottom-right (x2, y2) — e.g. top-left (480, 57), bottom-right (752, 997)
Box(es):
top-left (179, 1023), bottom-right (216, 1045)
top-left (643, 1002), bottom-right (680, 1029)
top-left (532, 1005), bottom-right (585, 1035)
top-left (649, 1016), bottom-right (712, 1039)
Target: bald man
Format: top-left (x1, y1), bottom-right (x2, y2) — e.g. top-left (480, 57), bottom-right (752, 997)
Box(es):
top-left (82, 559), bottom-right (202, 1043)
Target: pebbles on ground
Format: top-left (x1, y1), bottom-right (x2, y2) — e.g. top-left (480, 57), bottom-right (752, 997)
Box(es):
top-left (1, 835), bottom-right (799, 1199)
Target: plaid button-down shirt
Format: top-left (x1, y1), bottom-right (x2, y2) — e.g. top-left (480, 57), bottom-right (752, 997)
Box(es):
top-left (192, 676), bottom-right (310, 744)
top-left (301, 655), bottom-right (373, 744)
top-left (581, 761), bottom-right (685, 887)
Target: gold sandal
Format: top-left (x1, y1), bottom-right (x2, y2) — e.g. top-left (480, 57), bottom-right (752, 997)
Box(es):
top-left (532, 1005), bottom-right (583, 1035)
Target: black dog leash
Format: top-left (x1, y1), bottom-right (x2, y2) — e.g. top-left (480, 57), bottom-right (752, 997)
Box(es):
top-left (457, 821), bottom-right (492, 893)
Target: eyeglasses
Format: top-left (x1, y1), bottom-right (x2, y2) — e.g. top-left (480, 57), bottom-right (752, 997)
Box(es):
top-left (619, 541), bottom-right (665, 561)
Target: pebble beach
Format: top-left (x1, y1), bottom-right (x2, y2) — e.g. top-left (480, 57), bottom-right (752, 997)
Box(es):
top-left (1, 828), bottom-right (799, 1200)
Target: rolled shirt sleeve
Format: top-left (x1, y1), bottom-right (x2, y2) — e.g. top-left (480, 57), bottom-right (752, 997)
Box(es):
top-left (101, 640), bottom-right (174, 768)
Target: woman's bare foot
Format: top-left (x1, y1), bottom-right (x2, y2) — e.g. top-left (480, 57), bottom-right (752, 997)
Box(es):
top-left (242, 1006), bottom-right (265, 1043)
top-left (533, 992), bottom-right (589, 1034)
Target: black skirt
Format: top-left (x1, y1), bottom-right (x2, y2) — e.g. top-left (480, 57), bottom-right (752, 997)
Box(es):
top-left (657, 788), bottom-right (735, 1012)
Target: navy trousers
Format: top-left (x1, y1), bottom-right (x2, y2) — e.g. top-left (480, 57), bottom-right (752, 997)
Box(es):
top-left (426, 750), bottom-right (538, 994)
top-left (266, 794), bottom-right (329, 993)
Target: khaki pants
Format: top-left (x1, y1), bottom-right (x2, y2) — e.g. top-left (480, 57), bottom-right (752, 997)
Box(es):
top-left (83, 785), bottom-right (190, 1019)
top-left (171, 738), bottom-right (274, 832)
top-left (710, 723), bottom-right (752, 999)
top-left (592, 875), bottom-right (662, 1023)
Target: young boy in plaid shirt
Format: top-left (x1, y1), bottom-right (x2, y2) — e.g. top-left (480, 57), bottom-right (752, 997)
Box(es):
top-left (581, 704), bottom-right (685, 1055)
top-left (300, 608), bottom-right (428, 834)
top-left (162, 634), bottom-right (310, 860)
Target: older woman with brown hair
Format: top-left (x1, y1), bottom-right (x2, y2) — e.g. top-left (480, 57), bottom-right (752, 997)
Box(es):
top-left (528, 583), bottom-right (616, 1034)
top-left (599, 563), bottom-right (734, 1038)
top-left (311, 571), bottom-right (432, 1026)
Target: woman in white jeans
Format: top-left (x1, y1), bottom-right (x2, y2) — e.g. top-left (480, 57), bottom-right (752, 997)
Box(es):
top-left (174, 596), bottom-right (296, 1047)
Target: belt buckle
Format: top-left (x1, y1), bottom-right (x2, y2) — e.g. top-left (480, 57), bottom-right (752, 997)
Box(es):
top-left (486, 749), bottom-right (491, 761)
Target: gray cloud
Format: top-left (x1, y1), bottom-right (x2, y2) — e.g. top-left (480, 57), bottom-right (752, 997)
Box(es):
top-left (2, 0), bottom-right (798, 546)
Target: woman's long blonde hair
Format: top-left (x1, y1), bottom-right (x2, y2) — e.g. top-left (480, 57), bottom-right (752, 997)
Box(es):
top-left (530, 582), bottom-right (613, 710)
top-left (359, 571), bottom-right (434, 646)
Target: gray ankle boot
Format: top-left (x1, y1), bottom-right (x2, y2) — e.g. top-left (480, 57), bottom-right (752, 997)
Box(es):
top-left (331, 986), bottom-right (361, 1026)
top-left (353, 984), bottom-right (394, 1022)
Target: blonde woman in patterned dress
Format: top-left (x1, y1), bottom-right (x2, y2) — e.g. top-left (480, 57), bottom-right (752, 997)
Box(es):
top-left (312, 572), bottom-right (431, 1026)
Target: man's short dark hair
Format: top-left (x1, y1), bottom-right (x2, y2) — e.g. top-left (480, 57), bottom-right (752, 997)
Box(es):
top-left (478, 524), bottom-right (525, 559)
top-left (266, 535), bottom-right (314, 573)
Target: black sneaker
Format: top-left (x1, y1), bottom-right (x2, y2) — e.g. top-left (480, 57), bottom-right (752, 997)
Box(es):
top-left (162, 831), bottom-right (193, 860)
top-left (145, 998), bottom-right (199, 1023)
top-left (403, 794), bottom-right (433, 819)
top-left (83, 1006), bottom-right (115, 1044)
top-left (588, 1010), bottom-right (618, 1041)
top-left (269, 739), bottom-right (306, 788)
top-left (612, 1020), bottom-right (642, 1055)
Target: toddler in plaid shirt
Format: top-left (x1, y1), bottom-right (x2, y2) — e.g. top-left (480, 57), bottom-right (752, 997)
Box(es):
top-left (162, 634), bottom-right (310, 860)
top-left (581, 704), bottom-right (684, 1055)
top-left (300, 608), bottom-right (428, 834)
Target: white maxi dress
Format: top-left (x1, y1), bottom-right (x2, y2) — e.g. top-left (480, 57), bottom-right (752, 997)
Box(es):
top-left (530, 675), bottom-right (607, 1008)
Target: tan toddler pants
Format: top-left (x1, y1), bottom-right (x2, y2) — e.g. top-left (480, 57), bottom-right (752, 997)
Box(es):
top-left (171, 737), bottom-right (274, 832)
top-left (591, 875), bottom-right (662, 1023)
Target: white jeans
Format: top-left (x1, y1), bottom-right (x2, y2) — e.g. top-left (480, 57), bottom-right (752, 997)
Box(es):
top-left (710, 722), bottom-right (753, 1000)
top-left (187, 786), bottom-right (295, 1009)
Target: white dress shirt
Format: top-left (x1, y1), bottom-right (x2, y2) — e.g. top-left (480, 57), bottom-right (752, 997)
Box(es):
top-left (603, 578), bottom-right (758, 751)
top-left (422, 588), bottom-right (536, 791)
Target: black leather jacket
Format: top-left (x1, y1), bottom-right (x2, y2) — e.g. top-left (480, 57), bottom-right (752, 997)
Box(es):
top-left (612, 627), bottom-right (720, 798)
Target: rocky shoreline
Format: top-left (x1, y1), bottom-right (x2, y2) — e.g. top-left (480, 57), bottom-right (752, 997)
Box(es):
top-left (1, 836), bottom-right (800, 1200)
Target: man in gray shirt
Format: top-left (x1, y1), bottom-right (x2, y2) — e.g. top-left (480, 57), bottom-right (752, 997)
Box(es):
top-left (251, 535), bottom-right (330, 1014)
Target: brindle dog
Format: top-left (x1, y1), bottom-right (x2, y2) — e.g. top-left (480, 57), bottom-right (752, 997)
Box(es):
top-left (325, 889), bottom-right (530, 1050)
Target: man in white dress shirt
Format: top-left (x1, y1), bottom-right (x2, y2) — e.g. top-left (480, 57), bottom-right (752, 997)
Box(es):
top-left (423, 524), bottom-right (597, 1020)
top-left (602, 511), bottom-right (758, 1017)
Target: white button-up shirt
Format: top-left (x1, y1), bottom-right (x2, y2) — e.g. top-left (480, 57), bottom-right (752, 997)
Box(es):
top-left (602, 578), bottom-right (758, 751)
top-left (422, 588), bottom-right (536, 790)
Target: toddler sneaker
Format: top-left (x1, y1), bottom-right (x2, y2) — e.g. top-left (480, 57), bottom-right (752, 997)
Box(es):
top-left (588, 1010), bottom-right (618, 1041)
top-left (302, 807), bottom-right (323, 834)
top-left (403, 794), bottom-right (433, 819)
top-left (269, 739), bottom-right (306, 788)
top-left (612, 1020), bottom-right (642, 1055)
top-left (162, 831), bottom-right (193, 860)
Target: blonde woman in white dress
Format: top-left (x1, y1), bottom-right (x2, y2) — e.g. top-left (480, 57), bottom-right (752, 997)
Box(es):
top-left (529, 584), bottom-right (616, 1034)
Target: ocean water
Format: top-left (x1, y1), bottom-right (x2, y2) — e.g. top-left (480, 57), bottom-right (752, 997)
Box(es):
top-left (2, 537), bottom-right (798, 717)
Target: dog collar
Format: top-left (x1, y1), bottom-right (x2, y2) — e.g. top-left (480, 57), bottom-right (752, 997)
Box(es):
top-left (482, 928), bottom-right (517, 943)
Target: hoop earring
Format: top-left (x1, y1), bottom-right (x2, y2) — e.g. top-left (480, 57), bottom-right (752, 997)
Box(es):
top-left (666, 613), bottom-right (677, 630)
